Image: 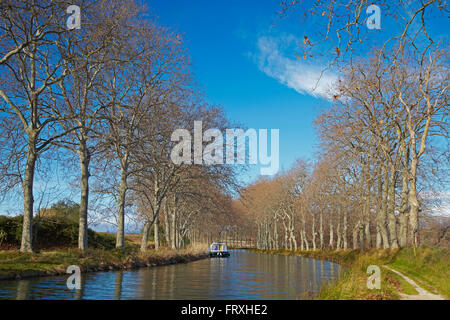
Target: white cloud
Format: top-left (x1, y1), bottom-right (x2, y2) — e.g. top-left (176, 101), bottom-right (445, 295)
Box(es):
top-left (253, 35), bottom-right (338, 100)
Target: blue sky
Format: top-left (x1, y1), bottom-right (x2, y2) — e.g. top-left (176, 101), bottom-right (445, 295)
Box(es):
top-left (1, 1), bottom-right (447, 219)
top-left (147, 0), bottom-right (449, 185)
top-left (148, 0), bottom-right (333, 183)
top-left (1, 0), bottom-right (333, 217)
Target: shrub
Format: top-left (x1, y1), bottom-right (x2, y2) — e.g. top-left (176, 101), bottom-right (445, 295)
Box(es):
top-left (0, 215), bottom-right (115, 250)
top-left (0, 215), bottom-right (23, 246)
top-left (0, 229), bottom-right (6, 246)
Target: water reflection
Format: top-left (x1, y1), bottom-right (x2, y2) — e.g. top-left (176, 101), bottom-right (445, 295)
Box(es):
top-left (114, 272), bottom-right (123, 300)
top-left (0, 250), bottom-right (341, 300)
top-left (16, 279), bottom-right (30, 300)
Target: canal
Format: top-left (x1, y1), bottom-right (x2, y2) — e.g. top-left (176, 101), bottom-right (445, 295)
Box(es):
top-left (0, 250), bottom-right (341, 299)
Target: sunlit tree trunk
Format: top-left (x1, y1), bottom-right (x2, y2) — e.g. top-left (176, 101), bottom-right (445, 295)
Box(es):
top-left (352, 220), bottom-right (360, 249)
top-left (116, 160), bottom-right (128, 248)
top-left (363, 175), bottom-right (372, 249)
top-left (399, 170), bottom-right (409, 247)
top-left (409, 157), bottom-right (420, 247)
top-left (300, 224), bottom-right (304, 251)
top-left (319, 209), bottom-right (324, 249)
top-left (140, 222), bottom-right (150, 252)
top-left (329, 211), bottom-right (334, 249)
top-left (154, 215), bottom-right (159, 250)
top-left (378, 166), bottom-right (390, 248)
top-left (21, 136), bottom-right (37, 253)
top-left (273, 220), bottom-right (279, 249)
top-left (78, 140), bottom-right (90, 251)
top-left (289, 216), bottom-right (297, 251)
top-left (282, 219), bottom-right (289, 250)
top-left (359, 223), bottom-right (365, 250)
top-left (164, 199), bottom-right (171, 247)
top-left (312, 212), bottom-right (317, 250)
top-left (336, 218), bottom-right (341, 250)
top-left (387, 168), bottom-right (399, 248)
top-left (302, 212), bottom-right (309, 250)
top-left (343, 207), bottom-right (348, 250)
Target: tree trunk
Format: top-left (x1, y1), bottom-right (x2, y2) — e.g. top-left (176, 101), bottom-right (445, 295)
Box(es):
top-left (312, 213), bottom-right (316, 250)
top-left (364, 220), bottom-right (371, 249)
top-left (329, 212), bottom-right (334, 249)
top-left (387, 169), bottom-right (399, 248)
top-left (364, 179), bottom-right (372, 249)
top-left (20, 137), bottom-right (37, 253)
top-left (273, 220), bottom-right (279, 249)
top-left (398, 131), bottom-right (410, 247)
top-left (300, 224), bottom-right (304, 251)
top-left (140, 222), bottom-right (151, 252)
top-left (359, 224), bottom-right (365, 250)
top-left (164, 199), bottom-right (171, 247)
top-left (336, 218), bottom-right (341, 250)
top-left (154, 215), bottom-right (159, 250)
top-left (78, 141), bottom-right (90, 251)
top-left (284, 225), bottom-right (289, 250)
top-left (116, 163), bottom-right (128, 248)
top-left (303, 230), bottom-right (309, 250)
top-left (399, 169), bottom-right (409, 247)
top-left (319, 209), bottom-right (324, 249)
top-left (352, 220), bottom-right (360, 249)
top-left (343, 208), bottom-right (348, 250)
top-left (302, 212), bottom-right (309, 250)
top-left (375, 167), bottom-right (383, 248)
top-left (377, 168), bottom-right (390, 249)
top-left (171, 207), bottom-right (177, 249)
top-left (257, 224), bottom-right (261, 249)
top-left (290, 224), bottom-right (297, 251)
top-left (409, 157), bottom-right (420, 247)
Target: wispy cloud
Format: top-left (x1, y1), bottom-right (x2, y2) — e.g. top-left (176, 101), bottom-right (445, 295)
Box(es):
top-left (252, 35), bottom-right (338, 100)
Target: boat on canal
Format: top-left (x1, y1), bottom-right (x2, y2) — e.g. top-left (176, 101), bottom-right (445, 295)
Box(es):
top-left (209, 242), bottom-right (230, 257)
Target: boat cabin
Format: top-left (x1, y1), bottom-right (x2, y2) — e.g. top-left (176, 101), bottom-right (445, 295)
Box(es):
top-left (209, 242), bottom-right (230, 257)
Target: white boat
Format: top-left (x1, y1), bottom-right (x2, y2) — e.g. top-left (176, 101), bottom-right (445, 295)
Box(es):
top-left (209, 242), bottom-right (230, 257)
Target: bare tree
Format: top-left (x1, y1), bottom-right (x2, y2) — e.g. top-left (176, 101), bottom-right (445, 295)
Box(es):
top-left (0, 0), bottom-right (76, 252)
top-left (95, 14), bottom-right (191, 248)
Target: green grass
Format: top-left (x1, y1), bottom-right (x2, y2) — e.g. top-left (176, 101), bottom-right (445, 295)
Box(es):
top-left (384, 269), bottom-right (418, 295)
top-left (388, 246), bottom-right (450, 298)
top-left (316, 249), bottom-right (402, 300)
top-left (317, 266), bottom-right (401, 300)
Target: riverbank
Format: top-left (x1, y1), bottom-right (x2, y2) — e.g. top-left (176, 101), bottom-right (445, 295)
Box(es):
top-left (249, 247), bottom-right (449, 300)
top-left (0, 244), bottom-right (209, 281)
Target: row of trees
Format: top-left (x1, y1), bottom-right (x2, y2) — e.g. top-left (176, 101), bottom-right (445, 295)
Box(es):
top-left (230, 0), bottom-right (449, 251)
top-left (183, 1), bottom-right (450, 251)
top-left (0, 0), bottom-right (447, 254)
top-left (236, 47), bottom-right (448, 250)
top-left (0, 0), bottom-right (238, 252)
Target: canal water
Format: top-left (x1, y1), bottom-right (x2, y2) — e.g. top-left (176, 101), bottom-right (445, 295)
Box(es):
top-left (0, 250), bottom-right (341, 300)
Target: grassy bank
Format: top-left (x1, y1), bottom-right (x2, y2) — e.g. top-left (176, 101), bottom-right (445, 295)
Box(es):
top-left (0, 213), bottom-right (209, 281)
top-left (0, 244), bottom-right (209, 281)
top-left (249, 247), bottom-right (449, 300)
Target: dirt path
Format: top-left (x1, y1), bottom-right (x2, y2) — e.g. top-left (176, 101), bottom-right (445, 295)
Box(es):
top-left (383, 265), bottom-right (445, 300)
